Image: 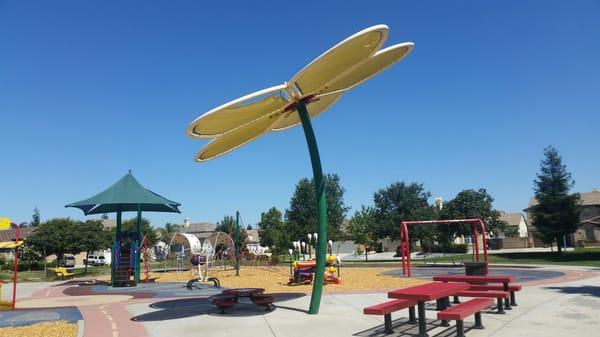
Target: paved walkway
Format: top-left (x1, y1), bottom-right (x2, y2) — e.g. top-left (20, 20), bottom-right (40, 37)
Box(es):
top-left (7, 265), bottom-right (600, 337)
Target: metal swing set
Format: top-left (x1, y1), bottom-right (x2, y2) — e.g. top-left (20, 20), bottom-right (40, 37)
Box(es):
top-left (399, 218), bottom-right (490, 277)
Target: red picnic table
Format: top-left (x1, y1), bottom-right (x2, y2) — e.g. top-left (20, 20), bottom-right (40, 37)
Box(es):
top-left (432, 274), bottom-right (517, 309)
top-left (389, 281), bottom-right (470, 337)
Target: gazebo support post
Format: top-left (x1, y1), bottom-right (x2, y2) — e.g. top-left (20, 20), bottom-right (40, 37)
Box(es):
top-left (135, 204), bottom-right (142, 283)
top-left (112, 211), bottom-right (122, 287)
top-left (297, 100), bottom-right (328, 315)
top-left (235, 210), bottom-right (240, 276)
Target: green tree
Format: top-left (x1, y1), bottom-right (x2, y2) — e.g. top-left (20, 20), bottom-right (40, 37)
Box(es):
top-left (31, 207), bottom-right (40, 227)
top-left (531, 146), bottom-right (581, 254)
top-left (27, 218), bottom-right (83, 260)
top-left (246, 224), bottom-right (253, 230)
top-left (285, 174), bottom-right (350, 242)
top-left (373, 182), bottom-right (432, 241)
top-left (216, 215), bottom-right (249, 253)
top-left (347, 205), bottom-right (378, 261)
top-left (257, 207), bottom-right (289, 256)
top-left (119, 217), bottom-right (158, 245)
top-left (157, 222), bottom-right (180, 245)
top-left (440, 188), bottom-right (507, 244)
top-left (78, 220), bottom-right (112, 273)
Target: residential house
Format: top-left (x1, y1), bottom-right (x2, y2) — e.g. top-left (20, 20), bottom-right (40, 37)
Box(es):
top-left (525, 188), bottom-right (600, 247)
top-left (0, 227), bottom-right (36, 260)
top-left (246, 229), bottom-right (268, 255)
top-left (497, 212), bottom-right (529, 248)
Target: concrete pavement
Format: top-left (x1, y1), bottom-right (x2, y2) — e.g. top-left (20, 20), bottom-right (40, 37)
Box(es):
top-left (122, 266), bottom-right (600, 337)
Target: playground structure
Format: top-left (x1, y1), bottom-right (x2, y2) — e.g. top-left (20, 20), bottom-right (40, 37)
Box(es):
top-left (288, 255), bottom-right (341, 285)
top-left (66, 171), bottom-right (181, 287)
top-left (168, 231), bottom-right (235, 284)
top-left (0, 218), bottom-right (19, 310)
top-left (399, 218), bottom-right (489, 277)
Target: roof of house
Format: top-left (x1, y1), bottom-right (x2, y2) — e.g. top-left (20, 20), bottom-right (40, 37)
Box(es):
top-left (500, 213), bottom-right (523, 227)
top-left (0, 228), bottom-right (36, 242)
top-left (180, 222), bottom-right (217, 234)
top-left (582, 215), bottom-right (600, 225)
top-left (526, 189), bottom-right (600, 210)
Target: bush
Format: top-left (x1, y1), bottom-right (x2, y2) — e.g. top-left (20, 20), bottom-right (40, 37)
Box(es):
top-left (431, 244), bottom-right (468, 254)
top-left (29, 261), bottom-right (44, 270)
top-left (269, 254), bottom-right (280, 265)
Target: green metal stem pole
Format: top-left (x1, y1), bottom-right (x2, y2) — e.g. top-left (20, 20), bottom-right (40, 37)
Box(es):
top-left (235, 210), bottom-right (240, 276)
top-left (297, 101), bottom-right (328, 315)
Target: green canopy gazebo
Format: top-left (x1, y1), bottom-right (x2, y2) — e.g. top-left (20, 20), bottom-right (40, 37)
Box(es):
top-left (66, 170), bottom-right (180, 286)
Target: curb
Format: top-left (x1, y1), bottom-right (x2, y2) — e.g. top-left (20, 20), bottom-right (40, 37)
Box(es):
top-left (77, 320), bottom-right (84, 337)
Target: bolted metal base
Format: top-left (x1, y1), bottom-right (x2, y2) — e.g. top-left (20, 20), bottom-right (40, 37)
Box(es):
top-left (474, 312), bottom-right (484, 329)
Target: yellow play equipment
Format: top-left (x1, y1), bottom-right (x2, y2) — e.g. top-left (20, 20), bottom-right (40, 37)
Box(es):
top-left (0, 282), bottom-right (11, 309)
top-left (289, 255), bottom-right (341, 285)
top-left (54, 267), bottom-right (75, 279)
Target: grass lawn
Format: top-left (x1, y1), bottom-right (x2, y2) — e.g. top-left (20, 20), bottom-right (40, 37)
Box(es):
top-left (0, 265), bottom-right (110, 282)
top-left (415, 248), bottom-right (600, 267)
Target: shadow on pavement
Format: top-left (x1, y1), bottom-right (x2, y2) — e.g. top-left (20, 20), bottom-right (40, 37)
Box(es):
top-left (354, 318), bottom-right (477, 337)
top-left (132, 292), bottom-right (306, 321)
top-left (544, 286), bottom-right (600, 297)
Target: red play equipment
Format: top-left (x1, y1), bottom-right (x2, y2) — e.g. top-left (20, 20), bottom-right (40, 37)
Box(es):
top-left (140, 235), bottom-right (150, 283)
top-left (399, 218), bottom-right (489, 277)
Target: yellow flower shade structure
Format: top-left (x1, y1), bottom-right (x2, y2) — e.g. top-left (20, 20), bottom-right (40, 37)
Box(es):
top-left (187, 24), bottom-right (414, 314)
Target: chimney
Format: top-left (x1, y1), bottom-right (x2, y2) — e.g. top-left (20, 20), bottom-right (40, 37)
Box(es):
top-left (184, 217), bottom-right (190, 227)
top-left (435, 197), bottom-right (444, 210)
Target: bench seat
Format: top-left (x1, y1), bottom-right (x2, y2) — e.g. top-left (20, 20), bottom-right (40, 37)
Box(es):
top-left (251, 294), bottom-right (275, 311)
top-left (468, 284), bottom-right (521, 306)
top-left (363, 299), bottom-right (416, 334)
top-left (210, 294), bottom-right (239, 314)
top-left (438, 298), bottom-right (494, 337)
top-left (455, 290), bottom-right (509, 314)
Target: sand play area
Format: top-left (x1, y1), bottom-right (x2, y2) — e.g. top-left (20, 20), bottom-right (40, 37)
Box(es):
top-left (147, 266), bottom-right (426, 293)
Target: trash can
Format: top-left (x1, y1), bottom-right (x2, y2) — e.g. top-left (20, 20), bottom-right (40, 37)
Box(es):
top-left (464, 262), bottom-right (487, 275)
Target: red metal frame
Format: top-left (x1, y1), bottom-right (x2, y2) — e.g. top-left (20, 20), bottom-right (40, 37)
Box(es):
top-left (400, 218), bottom-right (489, 277)
top-left (141, 235), bottom-right (150, 283)
top-left (12, 225), bottom-right (18, 309)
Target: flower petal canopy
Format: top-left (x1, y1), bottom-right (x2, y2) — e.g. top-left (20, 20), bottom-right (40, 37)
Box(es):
top-left (187, 24), bottom-right (414, 162)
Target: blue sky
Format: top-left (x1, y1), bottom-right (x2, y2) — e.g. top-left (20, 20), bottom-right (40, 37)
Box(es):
top-left (1, 1), bottom-right (599, 228)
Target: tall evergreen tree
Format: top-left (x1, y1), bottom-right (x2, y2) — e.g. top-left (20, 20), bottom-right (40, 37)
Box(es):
top-left (532, 146), bottom-right (581, 254)
top-left (31, 207), bottom-right (40, 227)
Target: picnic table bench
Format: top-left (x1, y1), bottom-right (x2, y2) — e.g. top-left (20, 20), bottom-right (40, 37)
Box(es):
top-left (388, 282), bottom-right (471, 337)
top-left (437, 298), bottom-right (494, 337)
top-left (433, 274), bottom-right (519, 308)
top-left (363, 299), bottom-right (416, 334)
top-left (210, 288), bottom-right (275, 313)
